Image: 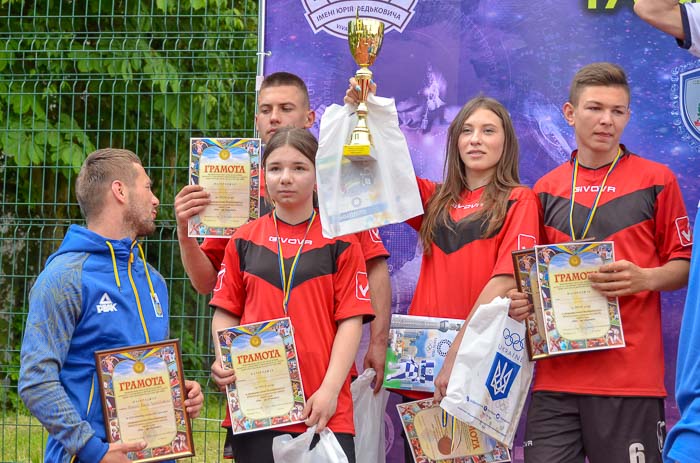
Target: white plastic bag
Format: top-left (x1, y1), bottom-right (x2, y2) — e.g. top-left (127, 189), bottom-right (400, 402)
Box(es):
top-left (440, 297), bottom-right (533, 447)
top-left (316, 94), bottom-right (423, 238)
top-left (351, 368), bottom-right (389, 463)
top-left (272, 425), bottom-right (349, 463)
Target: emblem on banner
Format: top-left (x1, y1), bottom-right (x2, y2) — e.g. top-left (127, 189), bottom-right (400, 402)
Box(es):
top-left (301, 0), bottom-right (417, 38)
top-left (679, 68), bottom-right (700, 142)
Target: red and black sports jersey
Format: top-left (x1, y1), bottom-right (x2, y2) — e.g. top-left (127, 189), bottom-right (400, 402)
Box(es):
top-left (210, 212), bottom-right (375, 435)
top-left (202, 228), bottom-right (388, 271)
top-left (408, 177), bottom-right (541, 319)
top-left (533, 146), bottom-right (692, 397)
top-left (400, 178), bottom-right (541, 401)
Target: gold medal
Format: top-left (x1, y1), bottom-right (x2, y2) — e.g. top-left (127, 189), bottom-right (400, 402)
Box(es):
top-left (132, 360), bottom-right (145, 374)
top-left (250, 335), bottom-right (261, 347)
top-left (219, 149), bottom-right (231, 160)
top-left (569, 255), bottom-right (581, 267)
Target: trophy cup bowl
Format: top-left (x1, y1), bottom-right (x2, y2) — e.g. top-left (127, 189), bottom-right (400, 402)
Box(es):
top-left (348, 18), bottom-right (384, 67)
top-left (343, 17), bottom-right (385, 161)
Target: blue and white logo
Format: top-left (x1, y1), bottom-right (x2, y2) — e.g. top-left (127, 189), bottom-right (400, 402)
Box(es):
top-left (485, 352), bottom-right (520, 401)
top-left (679, 67), bottom-right (700, 142)
top-left (96, 293), bottom-right (117, 314)
top-left (503, 328), bottom-right (525, 352)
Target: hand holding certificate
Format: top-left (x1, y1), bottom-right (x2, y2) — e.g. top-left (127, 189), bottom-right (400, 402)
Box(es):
top-left (216, 317), bottom-right (306, 434)
top-left (512, 241), bottom-right (625, 360)
top-left (94, 340), bottom-right (194, 462)
top-left (187, 137), bottom-right (261, 238)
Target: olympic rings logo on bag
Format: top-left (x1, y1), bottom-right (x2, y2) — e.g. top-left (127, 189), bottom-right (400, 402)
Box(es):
top-left (502, 328), bottom-right (525, 352)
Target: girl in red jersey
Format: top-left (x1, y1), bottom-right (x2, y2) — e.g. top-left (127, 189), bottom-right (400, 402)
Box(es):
top-left (390, 96), bottom-right (541, 401)
top-left (345, 86), bottom-right (540, 458)
top-left (209, 127), bottom-right (374, 463)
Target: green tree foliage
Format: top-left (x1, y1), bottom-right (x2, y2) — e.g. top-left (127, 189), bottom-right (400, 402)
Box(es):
top-left (0, 0), bottom-right (259, 411)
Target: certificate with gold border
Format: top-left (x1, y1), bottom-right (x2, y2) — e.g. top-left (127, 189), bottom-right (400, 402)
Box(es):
top-left (94, 340), bottom-right (194, 462)
top-left (187, 137), bottom-right (261, 238)
top-left (216, 317), bottom-right (306, 434)
top-left (396, 399), bottom-right (511, 463)
top-left (513, 241), bottom-right (625, 360)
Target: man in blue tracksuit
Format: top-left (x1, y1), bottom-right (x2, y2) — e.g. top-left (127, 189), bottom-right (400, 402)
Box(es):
top-left (19, 148), bottom-right (203, 463)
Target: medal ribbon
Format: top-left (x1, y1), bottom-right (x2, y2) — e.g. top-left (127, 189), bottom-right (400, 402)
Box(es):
top-left (569, 147), bottom-right (622, 240)
top-left (273, 210), bottom-right (316, 315)
top-left (440, 409), bottom-right (457, 453)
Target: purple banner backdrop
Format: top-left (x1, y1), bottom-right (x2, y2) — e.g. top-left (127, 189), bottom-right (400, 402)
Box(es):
top-left (264, 1), bottom-right (700, 461)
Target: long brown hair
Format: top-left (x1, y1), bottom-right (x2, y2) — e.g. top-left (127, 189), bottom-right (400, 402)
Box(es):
top-left (419, 96), bottom-right (521, 254)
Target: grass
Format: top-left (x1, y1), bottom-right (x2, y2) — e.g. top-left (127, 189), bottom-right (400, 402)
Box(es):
top-left (1, 395), bottom-right (232, 463)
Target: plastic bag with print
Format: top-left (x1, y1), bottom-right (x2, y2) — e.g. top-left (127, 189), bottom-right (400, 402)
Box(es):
top-left (316, 94), bottom-right (423, 238)
top-left (439, 297), bottom-right (533, 447)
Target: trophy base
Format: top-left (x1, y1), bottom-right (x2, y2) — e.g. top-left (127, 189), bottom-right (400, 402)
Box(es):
top-left (342, 144), bottom-right (376, 161)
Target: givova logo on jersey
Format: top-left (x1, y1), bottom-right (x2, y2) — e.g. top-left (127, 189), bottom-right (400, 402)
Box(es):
top-left (355, 271), bottom-right (370, 301)
top-left (301, 0), bottom-right (417, 39)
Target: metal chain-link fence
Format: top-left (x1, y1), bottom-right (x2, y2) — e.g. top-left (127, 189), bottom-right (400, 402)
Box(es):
top-left (0, 1), bottom-right (259, 461)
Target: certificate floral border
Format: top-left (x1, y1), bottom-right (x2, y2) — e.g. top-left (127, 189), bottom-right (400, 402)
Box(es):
top-left (396, 399), bottom-right (511, 463)
top-left (536, 241), bottom-right (624, 356)
top-left (94, 339), bottom-right (194, 463)
top-left (217, 317), bottom-right (306, 434)
top-left (188, 137), bottom-right (261, 238)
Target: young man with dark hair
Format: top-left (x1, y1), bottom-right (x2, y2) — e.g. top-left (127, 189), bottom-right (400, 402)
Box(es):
top-left (19, 148), bottom-right (203, 463)
top-left (174, 71), bottom-right (391, 457)
top-left (510, 62), bottom-right (692, 462)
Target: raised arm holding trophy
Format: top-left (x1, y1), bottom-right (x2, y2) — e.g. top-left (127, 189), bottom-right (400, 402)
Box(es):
top-left (316, 15), bottom-right (422, 238)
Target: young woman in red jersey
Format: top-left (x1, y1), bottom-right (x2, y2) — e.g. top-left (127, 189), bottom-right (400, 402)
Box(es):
top-left (209, 127), bottom-right (374, 463)
top-left (407, 97), bottom-right (541, 462)
top-left (407, 96), bottom-right (542, 402)
top-left (343, 88), bottom-right (542, 459)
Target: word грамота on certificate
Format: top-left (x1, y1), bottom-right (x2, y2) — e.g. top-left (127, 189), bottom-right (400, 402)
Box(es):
top-left (512, 241), bottom-right (624, 360)
top-left (217, 317), bottom-right (306, 434)
top-left (188, 137), bottom-right (261, 238)
top-left (94, 340), bottom-right (194, 462)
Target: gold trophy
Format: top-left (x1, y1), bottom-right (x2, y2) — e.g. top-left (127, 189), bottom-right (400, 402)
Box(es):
top-left (343, 16), bottom-right (384, 161)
